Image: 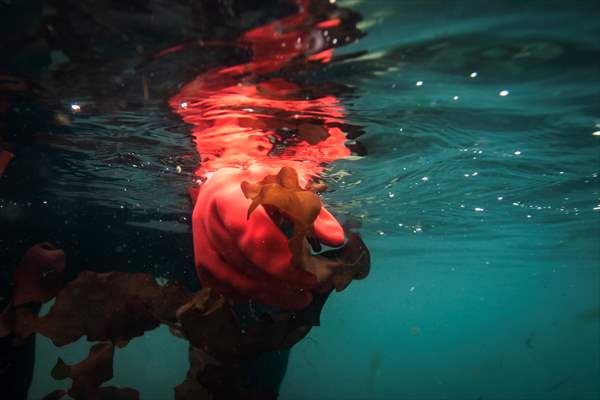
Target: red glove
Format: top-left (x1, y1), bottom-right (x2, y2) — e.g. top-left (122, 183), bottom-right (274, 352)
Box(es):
top-left (191, 166), bottom-right (345, 310)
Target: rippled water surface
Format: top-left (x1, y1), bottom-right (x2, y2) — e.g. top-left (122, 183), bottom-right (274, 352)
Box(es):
top-left (2, 0), bottom-right (599, 399)
top-left (281, 2), bottom-right (600, 399)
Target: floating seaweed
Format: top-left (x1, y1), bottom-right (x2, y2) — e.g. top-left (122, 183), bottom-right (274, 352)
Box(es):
top-left (2, 221), bottom-right (370, 398)
top-left (241, 166), bottom-right (325, 268)
top-left (241, 166), bottom-right (370, 292)
top-left (47, 342), bottom-right (139, 400)
top-left (37, 272), bottom-right (163, 347)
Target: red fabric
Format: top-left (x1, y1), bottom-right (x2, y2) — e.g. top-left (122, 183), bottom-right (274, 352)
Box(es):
top-left (191, 166), bottom-right (344, 309)
top-left (169, 1), bottom-right (350, 309)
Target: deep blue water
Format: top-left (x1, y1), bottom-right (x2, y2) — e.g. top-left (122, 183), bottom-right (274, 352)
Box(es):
top-left (1, 0), bottom-right (598, 399)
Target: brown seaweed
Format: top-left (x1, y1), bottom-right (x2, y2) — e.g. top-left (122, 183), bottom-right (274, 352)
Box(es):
top-left (241, 166), bottom-right (324, 267)
top-left (37, 272), bottom-right (162, 347)
top-left (0, 227), bottom-right (368, 399)
top-left (49, 342), bottom-right (139, 400)
top-left (240, 167), bottom-right (369, 292)
top-left (51, 343), bottom-right (114, 390)
top-left (39, 273), bottom-right (194, 348)
top-left (5, 264), bottom-right (328, 357)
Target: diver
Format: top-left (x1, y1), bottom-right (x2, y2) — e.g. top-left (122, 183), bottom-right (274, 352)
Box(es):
top-left (170, 0), bottom-right (365, 396)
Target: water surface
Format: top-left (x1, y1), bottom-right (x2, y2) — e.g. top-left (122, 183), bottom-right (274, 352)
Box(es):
top-left (1, 0), bottom-right (598, 399)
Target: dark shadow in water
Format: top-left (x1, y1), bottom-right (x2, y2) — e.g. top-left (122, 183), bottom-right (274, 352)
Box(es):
top-left (1, 0), bottom-right (369, 398)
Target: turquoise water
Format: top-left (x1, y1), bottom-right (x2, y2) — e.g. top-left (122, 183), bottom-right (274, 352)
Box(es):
top-left (280, 1), bottom-right (600, 398)
top-left (3, 0), bottom-right (599, 399)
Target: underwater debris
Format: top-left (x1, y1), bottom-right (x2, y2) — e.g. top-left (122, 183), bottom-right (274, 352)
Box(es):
top-left (241, 166), bottom-right (324, 267)
top-left (577, 306), bottom-right (600, 323)
top-left (547, 373), bottom-right (575, 392)
top-left (409, 325), bottom-right (422, 337)
top-left (367, 351), bottom-right (382, 392)
top-left (48, 342), bottom-right (139, 400)
top-left (525, 330), bottom-right (536, 349)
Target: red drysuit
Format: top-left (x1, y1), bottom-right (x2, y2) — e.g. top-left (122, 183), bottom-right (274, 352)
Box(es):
top-left (169, 0), bottom-right (351, 309)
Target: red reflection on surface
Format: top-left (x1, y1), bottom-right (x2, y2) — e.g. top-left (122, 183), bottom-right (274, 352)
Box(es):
top-left (317, 18), bottom-right (342, 29)
top-left (169, 1), bottom-right (351, 180)
top-left (169, 0), bottom-right (354, 269)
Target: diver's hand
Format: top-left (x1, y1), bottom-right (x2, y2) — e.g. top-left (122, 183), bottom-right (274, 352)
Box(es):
top-left (192, 166), bottom-right (345, 310)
